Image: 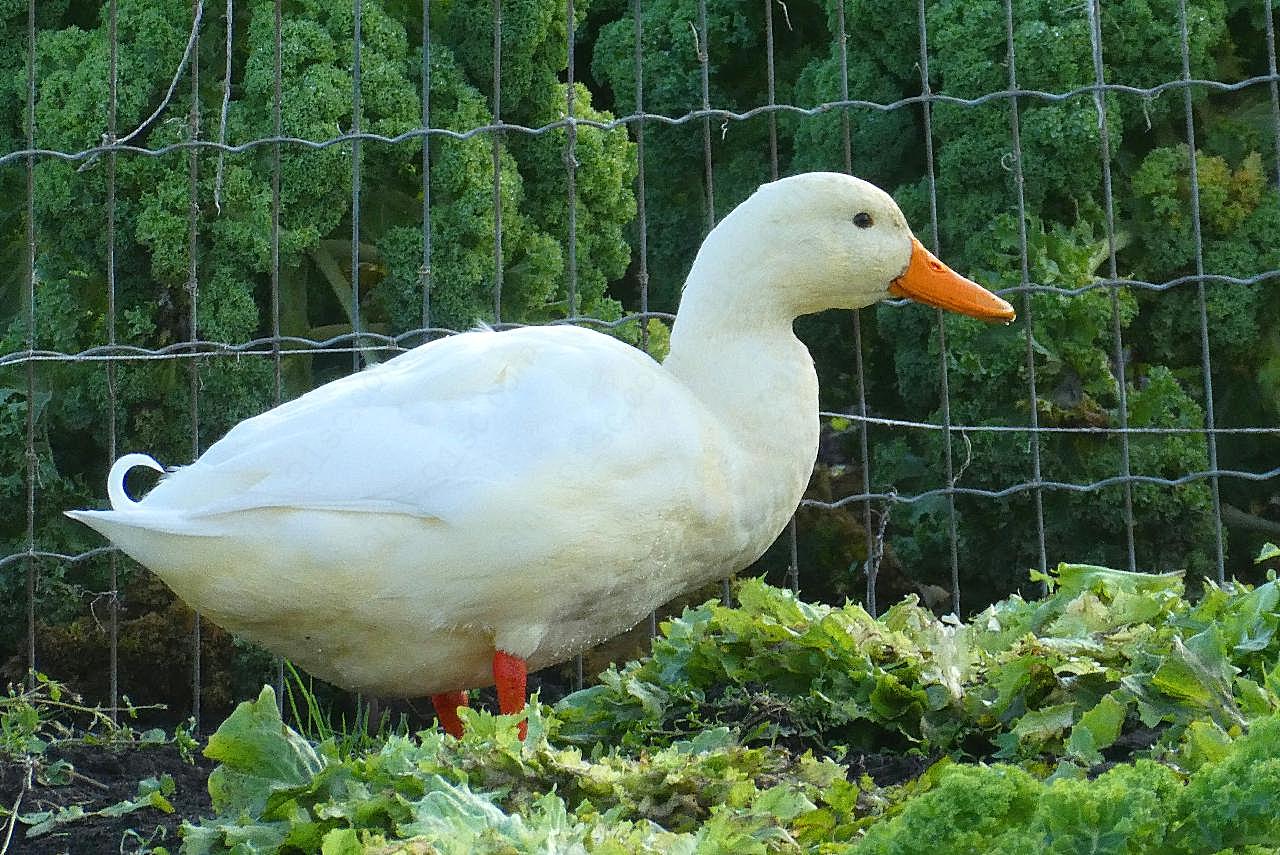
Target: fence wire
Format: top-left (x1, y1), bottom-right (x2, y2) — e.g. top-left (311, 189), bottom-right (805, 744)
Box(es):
top-left (4, 0), bottom-right (1280, 727)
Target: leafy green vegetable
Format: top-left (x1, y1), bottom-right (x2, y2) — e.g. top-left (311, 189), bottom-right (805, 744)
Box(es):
top-left (1166, 714), bottom-right (1280, 852)
top-left (173, 570), bottom-right (1280, 853)
top-left (556, 567), bottom-right (1280, 763)
top-left (203, 686), bottom-right (325, 816)
top-left (853, 718), bottom-right (1280, 854)
top-left (181, 686), bottom-right (857, 853)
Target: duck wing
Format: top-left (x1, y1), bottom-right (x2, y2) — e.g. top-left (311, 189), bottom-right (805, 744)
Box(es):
top-left (133, 326), bottom-right (719, 525)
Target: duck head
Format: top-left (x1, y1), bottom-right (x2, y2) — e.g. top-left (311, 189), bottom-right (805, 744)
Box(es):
top-left (690, 172), bottom-right (1015, 323)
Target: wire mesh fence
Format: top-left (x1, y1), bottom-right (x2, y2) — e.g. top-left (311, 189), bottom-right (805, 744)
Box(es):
top-left (2, 0), bottom-right (1280, 728)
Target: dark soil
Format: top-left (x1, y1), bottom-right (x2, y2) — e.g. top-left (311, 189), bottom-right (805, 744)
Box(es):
top-left (841, 750), bottom-right (937, 787)
top-left (0, 743), bottom-right (215, 855)
top-left (1088, 724), bottom-right (1166, 778)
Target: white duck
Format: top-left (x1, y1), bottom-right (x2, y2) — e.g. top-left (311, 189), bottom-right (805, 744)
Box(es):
top-left (68, 173), bottom-right (1013, 738)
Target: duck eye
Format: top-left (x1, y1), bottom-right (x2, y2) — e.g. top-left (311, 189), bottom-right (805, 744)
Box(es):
top-left (853, 212), bottom-right (873, 229)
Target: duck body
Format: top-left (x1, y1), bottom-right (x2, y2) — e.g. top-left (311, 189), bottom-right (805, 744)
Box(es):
top-left (70, 324), bottom-right (818, 697)
top-left (69, 172), bottom-right (1014, 729)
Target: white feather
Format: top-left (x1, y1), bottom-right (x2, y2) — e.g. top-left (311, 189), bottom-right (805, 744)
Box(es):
top-left (106, 453), bottom-right (165, 510)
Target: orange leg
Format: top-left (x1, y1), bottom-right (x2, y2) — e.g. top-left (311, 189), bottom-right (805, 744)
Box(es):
top-left (431, 690), bottom-right (468, 739)
top-left (493, 650), bottom-right (528, 740)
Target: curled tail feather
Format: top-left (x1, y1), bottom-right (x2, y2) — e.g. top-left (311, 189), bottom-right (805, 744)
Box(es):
top-left (107, 454), bottom-right (165, 510)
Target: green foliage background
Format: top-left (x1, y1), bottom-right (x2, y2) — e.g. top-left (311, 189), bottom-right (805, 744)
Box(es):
top-left (1, 0), bottom-right (1279, 717)
top-left (591, 0), bottom-right (1280, 599)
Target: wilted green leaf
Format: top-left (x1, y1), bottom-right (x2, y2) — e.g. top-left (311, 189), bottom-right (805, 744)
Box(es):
top-left (1066, 693), bottom-right (1128, 765)
top-left (204, 686), bottom-right (325, 815)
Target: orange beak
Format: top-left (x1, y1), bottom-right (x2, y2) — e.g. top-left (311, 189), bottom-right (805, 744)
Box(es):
top-left (888, 236), bottom-right (1016, 323)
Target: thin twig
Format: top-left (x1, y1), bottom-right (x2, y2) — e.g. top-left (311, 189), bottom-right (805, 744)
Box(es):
top-left (863, 490), bottom-right (896, 616)
top-left (76, 0), bottom-right (207, 173)
top-left (775, 0), bottom-right (792, 31)
top-left (213, 0), bottom-right (234, 213)
top-left (65, 768), bottom-right (111, 791)
top-left (951, 432), bottom-right (973, 487)
top-left (0, 760), bottom-right (32, 855)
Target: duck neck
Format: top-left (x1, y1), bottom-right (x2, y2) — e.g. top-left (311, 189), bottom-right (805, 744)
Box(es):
top-left (662, 253), bottom-right (820, 479)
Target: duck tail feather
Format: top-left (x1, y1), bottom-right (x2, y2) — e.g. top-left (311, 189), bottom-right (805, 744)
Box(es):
top-left (107, 453), bottom-right (166, 511)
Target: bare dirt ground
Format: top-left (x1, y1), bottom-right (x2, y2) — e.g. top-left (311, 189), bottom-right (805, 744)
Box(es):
top-left (0, 742), bottom-right (215, 855)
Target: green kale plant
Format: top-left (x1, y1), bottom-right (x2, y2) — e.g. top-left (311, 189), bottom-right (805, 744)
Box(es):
top-left (0, 0), bottom-right (633, 715)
